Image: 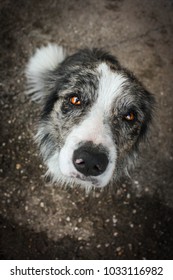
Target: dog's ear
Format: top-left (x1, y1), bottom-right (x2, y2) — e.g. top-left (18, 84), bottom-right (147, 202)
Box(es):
top-left (25, 44), bottom-right (66, 103)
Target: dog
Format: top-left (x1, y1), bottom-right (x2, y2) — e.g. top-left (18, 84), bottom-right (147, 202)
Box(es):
top-left (25, 44), bottom-right (155, 190)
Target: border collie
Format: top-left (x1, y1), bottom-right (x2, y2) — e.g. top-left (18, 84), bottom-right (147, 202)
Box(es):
top-left (26, 44), bottom-right (154, 190)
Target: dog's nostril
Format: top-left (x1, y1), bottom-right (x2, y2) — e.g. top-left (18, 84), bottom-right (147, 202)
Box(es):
top-left (73, 145), bottom-right (109, 177)
top-left (74, 158), bottom-right (85, 168)
top-left (75, 158), bottom-right (85, 165)
top-left (94, 164), bottom-right (101, 172)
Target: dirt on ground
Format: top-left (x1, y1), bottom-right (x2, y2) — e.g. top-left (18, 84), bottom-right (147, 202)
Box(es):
top-left (0, 0), bottom-right (173, 259)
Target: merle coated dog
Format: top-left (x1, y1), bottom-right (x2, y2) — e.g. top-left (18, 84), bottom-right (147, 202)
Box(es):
top-left (26, 44), bottom-right (154, 190)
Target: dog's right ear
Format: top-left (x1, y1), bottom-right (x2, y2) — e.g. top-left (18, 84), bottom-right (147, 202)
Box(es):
top-left (25, 44), bottom-right (66, 103)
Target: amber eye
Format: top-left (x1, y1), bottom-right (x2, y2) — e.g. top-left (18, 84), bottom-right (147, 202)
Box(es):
top-left (70, 96), bottom-right (81, 106)
top-left (124, 112), bottom-right (136, 121)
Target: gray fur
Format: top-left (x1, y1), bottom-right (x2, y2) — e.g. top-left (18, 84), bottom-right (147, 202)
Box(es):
top-left (26, 44), bottom-right (155, 189)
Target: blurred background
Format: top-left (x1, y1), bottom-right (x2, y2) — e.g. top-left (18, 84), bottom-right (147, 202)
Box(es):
top-left (0, 0), bottom-right (173, 259)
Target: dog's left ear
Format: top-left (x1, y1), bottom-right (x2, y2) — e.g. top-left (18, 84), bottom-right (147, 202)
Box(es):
top-left (25, 44), bottom-right (66, 103)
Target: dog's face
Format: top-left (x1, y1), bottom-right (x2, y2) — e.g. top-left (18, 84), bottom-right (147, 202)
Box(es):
top-left (26, 45), bottom-right (154, 189)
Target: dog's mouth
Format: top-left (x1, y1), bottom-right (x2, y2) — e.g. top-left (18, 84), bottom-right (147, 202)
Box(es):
top-left (70, 172), bottom-right (99, 186)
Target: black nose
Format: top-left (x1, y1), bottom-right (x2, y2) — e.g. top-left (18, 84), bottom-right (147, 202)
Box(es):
top-left (73, 145), bottom-right (109, 177)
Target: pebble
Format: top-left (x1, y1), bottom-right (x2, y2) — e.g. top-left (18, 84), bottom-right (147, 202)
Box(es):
top-left (40, 202), bottom-right (44, 208)
top-left (134, 180), bottom-right (139, 185)
top-left (153, 223), bottom-right (156, 229)
top-left (116, 246), bottom-right (124, 256)
top-left (116, 246), bottom-right (122, 252)
top-left (16, 163), bottom-right (22, 170)
top-left (132, 209), bottom-right (137, 214)
top-left (78, 236), bottom-right (82, 241)
top-left (95, 192), bottom-right (100, 198)
top-left (112, 215), bottom-right (118, 225)
top-left (127, 193), bottom-right (131, 199)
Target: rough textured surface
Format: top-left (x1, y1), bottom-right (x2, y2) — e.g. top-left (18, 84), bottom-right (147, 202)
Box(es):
top-left (0, 0), bottom-right (173, 259)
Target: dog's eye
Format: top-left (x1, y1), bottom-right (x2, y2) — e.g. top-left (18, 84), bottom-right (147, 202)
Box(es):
top-left (70, 96), bottom-right (81, 106)
top-left (123, 112), bottom-right (136, 122)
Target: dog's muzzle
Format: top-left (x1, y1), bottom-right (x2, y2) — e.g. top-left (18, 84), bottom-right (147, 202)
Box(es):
top-left (72, 143), bottom-right (109, 177)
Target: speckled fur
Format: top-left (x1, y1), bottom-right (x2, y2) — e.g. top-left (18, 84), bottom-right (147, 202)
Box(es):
top-left (26, 44), bottom-right (155, 189)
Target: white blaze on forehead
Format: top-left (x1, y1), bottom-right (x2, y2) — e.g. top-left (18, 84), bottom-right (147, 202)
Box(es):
top-left (96, 62), bottom-right (127, 113)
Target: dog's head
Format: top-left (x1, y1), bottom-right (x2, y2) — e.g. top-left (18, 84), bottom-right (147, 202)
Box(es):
top-left (26, 44), bottom-right (155, 189)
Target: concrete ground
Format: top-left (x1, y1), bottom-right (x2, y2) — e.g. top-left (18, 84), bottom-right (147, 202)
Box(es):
top-left (0, 0), bottom-right (173, 259)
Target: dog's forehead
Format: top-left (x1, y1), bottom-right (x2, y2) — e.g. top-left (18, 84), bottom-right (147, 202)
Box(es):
top-left (95, 62), bottom-right (128, 112)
